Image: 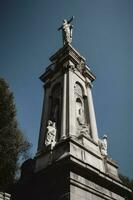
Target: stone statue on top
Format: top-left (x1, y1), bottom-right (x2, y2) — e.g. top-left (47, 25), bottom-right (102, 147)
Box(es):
top-left (58, 16), bottom-right (74, 45)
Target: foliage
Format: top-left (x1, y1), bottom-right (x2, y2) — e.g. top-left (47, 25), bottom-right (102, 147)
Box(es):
top-left (0, 78), bottom-right (31, 191)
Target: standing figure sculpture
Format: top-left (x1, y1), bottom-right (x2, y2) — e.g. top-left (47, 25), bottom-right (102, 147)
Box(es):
top-left (58, 16), bottom-right (74, 45)
top-left (99, 135), bottom-right (108, 157)
top-left (45, 120), bottom-right (56, 150)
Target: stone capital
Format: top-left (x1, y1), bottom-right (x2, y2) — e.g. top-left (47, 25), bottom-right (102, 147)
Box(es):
top-left (85, 80), bottom-right (93, 88)
top-left (44, 80), bottom-right (51, 89)
top-left (68, 64), bottom-right (76, 72)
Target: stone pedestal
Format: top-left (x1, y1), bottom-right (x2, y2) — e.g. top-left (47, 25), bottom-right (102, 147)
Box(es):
top-left (11, 138), bottom-right (131, 200)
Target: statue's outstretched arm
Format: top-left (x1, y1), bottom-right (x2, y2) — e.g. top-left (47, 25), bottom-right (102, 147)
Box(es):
top-left (58, 25), bottom-right (63, 31)
top-left (68, 16), bottom-right (74, 24)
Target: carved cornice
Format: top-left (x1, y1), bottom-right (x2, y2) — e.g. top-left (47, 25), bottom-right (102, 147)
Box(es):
top-left (50, 44), bottom-right (86, 64)
top-left (40, 44), bottom-right (96, 83)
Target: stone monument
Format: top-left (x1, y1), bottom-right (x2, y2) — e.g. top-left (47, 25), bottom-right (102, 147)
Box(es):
top-left (12, 18), bottom-right (131, 200)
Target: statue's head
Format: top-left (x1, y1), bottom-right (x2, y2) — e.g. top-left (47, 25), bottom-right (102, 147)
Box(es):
top-left (48, 120), bottom-right (52, 126)
top-left (103, 134), bottom-right (107, 139)
top-left (63, 19), bottom-right (67, 24)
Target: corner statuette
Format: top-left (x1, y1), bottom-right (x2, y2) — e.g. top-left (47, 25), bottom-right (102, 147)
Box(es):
top-left (58, 16), bottom-right (74, 45)
top-left (99, 135), bottom-right (108, 157)
top-left (45, 120), bottom-right (56, 150)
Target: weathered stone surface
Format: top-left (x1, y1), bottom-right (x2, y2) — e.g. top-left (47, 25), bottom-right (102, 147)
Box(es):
top-left (38, 44), bottom-right (98, 154)
top-left (11, 143), bottom-right (131, 199)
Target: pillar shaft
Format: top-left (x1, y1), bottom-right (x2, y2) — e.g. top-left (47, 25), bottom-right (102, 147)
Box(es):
top-left (61, 72), bottom-right (67, 139)
top-left (68, 69), bottom-right (76, 137)
top-left (87, 84), bottom-right (98, 143)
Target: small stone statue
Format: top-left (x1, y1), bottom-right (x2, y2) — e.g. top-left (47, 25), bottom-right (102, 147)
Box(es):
top-left (99, 135), bottom-right (108, 157)
top-left (58, 16), bottom-right (74, 45)
top-left (45, 120), bottom-right (56, 150)
top-left (77, 107), bottom-right (84, 125)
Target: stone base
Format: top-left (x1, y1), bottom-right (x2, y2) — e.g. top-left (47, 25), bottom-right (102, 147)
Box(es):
top-left (35, 136), bottom-right (119, 179)
top-left (11, 156), bottom-right (130, 200)
top-left (69, 156), bottom-right (129, 200)
top-left (11, 138), bottom-right (131, 200)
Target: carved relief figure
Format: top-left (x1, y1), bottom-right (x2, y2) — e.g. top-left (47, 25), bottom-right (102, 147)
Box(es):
top-left (76, 98), bottom-right (85, 125)
top-left (45, 120), bottom-right (56, 150)
top-left (99, 135), bottom-right (108, 157)
top-left (58, 16), bottom-right (74, 45)
top-left (74, 82), bottom-right (90, 136)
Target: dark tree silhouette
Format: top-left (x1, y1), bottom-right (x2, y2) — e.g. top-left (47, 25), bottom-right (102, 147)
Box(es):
top-left (0, 78), bottom-right (31, 191)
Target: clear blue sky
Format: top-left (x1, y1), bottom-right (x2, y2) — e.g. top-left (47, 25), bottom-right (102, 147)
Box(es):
top-left (0, 0), bottom-right (133, 179)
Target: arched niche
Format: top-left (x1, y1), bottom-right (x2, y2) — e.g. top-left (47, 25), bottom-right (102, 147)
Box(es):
top-left (74, 82), bottom-right (90, 137)
top-left (48, 82), bottom-right (62, 141)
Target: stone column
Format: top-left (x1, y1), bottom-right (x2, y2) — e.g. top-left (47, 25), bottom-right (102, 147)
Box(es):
top-left (86, 81), bottom-right (99, 143)
top-left (61, 72), bottom-right (67, 139)
top-left (67, 66), bottom-right (76, 137)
